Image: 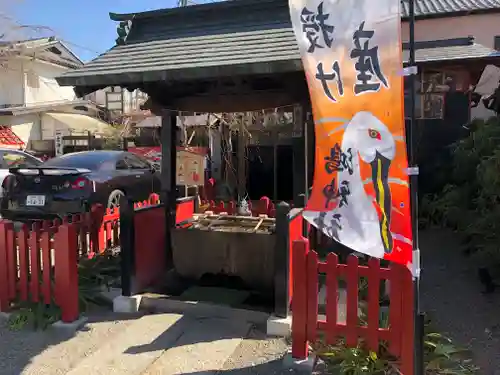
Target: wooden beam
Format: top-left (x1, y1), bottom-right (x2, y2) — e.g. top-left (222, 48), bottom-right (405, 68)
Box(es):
top-left (292, 104), bottom-right (306, 208)
top-left (160, 110), bottom-right (177, 268)
top-left (170, 91), bottom-right (297, 113)
top-left (237, 114), bottom-right (248, 201)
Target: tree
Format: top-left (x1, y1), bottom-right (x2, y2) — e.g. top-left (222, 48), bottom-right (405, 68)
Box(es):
top-left (0, 2), bottom-right (53, 66)
top-left (0, 1), bottom-right (52, 42)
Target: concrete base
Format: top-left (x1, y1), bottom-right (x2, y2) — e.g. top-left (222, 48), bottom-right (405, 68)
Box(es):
top-left (266, 315), bottom-right (292, 337)
top-left (0, 311), bottom-right (11, 320)
top-left (113, 295), bottom-right (142, 313)
top-left (282, 352), bottom-right (316, 374)
top-left (52, 316), bottom-right (88, 332)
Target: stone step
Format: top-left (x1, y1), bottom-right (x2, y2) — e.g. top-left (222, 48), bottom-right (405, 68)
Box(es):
top-left (66, 312), bottom-right (250, 375)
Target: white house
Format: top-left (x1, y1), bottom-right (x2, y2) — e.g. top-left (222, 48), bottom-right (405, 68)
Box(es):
top-left (0, 37), bottom-right (113, 152)
top-left (84, 86), bottom-right (148, 115)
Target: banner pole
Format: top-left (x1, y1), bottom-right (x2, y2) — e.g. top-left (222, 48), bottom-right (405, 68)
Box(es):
top-left (406, 0), bottom-right (424, 374)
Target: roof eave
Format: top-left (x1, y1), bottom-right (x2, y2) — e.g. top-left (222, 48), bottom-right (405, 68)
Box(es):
top-left (56, 59), bottom-right (304, 88)
top-left (0, 100), bottom-right (98, 116)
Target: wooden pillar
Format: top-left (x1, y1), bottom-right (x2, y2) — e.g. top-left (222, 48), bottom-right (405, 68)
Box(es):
top-left (273, 130), bottom-right (278, 202)
top-left (274, 201), bottom-right (291, 317)
top-left (160, 110), bottom-right (177, 267)
top-left (306, 108), bottom-right (314, 192)
top-left (292, 104), bottom-right (307, 207)
top-left (119, 196), bottom-right (135, 296)
top-left (237, 114), bottom-right (248, 201)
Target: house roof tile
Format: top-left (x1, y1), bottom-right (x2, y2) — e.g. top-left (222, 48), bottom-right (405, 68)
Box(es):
top-left (57, 0), bottom-right (500, 88)
top-left (403, 0), bottom-right (500, 18)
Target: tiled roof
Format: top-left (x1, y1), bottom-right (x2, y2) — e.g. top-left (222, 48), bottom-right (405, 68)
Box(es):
top-left (57, 0), bottom-right (500, 88)
top-left (403, 36), bottom-right (500, 62)
top-left (107, 0), bottom-right (500, 20)
top-left (0, 126), bottom-right (24, 147)
top-left (402, 0), bottom-right (500, 18)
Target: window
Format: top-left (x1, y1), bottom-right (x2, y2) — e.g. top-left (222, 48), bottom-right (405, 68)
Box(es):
top-left (0, 152), bottom-right (41, 169)
top-left (124, 154), bottom-right (150, 169)
top-left (44, 152), bottom-right (112, 170)
top-left (405, 72), bottom-right (446, 119)
top-left (115, 159), bottom-right (128, 170)
top-left (405, 69), bottom-right (470, 120)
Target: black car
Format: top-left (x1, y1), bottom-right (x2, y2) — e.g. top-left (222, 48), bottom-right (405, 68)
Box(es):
top-left (1, 150), bottom-right (161, 221)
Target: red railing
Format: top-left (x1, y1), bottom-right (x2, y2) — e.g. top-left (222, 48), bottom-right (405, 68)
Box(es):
top-left (291, 237), bottom-right (414, 375)
top-left (0, 193), bottom-right (161, 322)
top-left (288, 210), bottom-right (303, 307)
top-left (133, 196), bottom-right (196, 293)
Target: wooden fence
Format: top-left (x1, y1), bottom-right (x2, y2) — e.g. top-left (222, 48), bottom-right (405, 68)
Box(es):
top-left (0, 194), bottom-right (161, 323)
top-left (291, 237), bottom-right (414, 375)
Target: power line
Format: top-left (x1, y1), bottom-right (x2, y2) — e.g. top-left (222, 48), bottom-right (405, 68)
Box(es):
top-left (59, 39), bottom-right (101, 55)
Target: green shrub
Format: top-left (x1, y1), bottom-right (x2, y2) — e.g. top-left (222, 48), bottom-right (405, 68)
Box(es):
top-left (420, 116), bottom-right (500, 264)
top-left (313, 319), bottom-right (478, 374)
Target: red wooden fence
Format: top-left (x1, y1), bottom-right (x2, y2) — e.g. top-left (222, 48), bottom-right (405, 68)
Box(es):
top-left (291, 237), bottom-right (414, 375)
top-left (0, 193), bottom-right (161, 323)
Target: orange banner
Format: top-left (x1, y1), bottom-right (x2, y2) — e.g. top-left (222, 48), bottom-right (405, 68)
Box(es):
top-left (289, 0), bottom-right (412, 266)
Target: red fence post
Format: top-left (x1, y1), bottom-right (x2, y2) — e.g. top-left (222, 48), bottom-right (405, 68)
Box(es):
top-left (0, 221), bottom-right (10, 311)
top-left (292, 237), bottom-right (310, 360)
top-left (18, 226), bottom-right (29, 302)
top-left (29, 222), bottom-right (42, 303)
top-left (366, 258), bottom-right (381, 352)
top-left (325, 252), bottom-right (339, 344)
top-left (5, 222), bottom-right (15, 300)
top-left (41, 222), bottom-right (52, 305)
top-left (400, 266), bottom-right (415, 375)
top-left (54, 223), bottom-right (79, 323)
top-left (90, 204), bottom-right (105, 255)
top-left (345, 255), bottom-right (360, 347)
top-left (306, 250), bottom-right (319, 342)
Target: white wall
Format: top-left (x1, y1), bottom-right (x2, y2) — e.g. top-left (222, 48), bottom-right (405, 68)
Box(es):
top-left (0, 58), bottom-right (76, 108)
top-left (123, 89), bottom-right (147, 114)
top-left (0, 61), bottom-right (25, 107)
top-left (0, 113), bottom-right (41, 147)
top-left (23, 60), bottom-right (76, 105)
top-left (84, 87), bottom-right (147, 114)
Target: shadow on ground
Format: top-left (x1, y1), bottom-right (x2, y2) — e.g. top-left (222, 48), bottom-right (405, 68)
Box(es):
top-left (124, 313), bottom-right (252, 355)
top-left (0, 310), bottom-right (143, 375)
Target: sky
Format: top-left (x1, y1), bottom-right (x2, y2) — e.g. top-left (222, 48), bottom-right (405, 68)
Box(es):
top-left (8, 0), bottom-right (219, 62)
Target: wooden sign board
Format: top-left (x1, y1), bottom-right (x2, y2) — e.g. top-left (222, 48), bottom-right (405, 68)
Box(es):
top-left (176, 150), bottom-right (205, 186)
top-left (129, 146), bottom-right (206, 186)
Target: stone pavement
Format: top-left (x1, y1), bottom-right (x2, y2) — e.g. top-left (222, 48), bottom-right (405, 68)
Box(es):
top-left (0, 310), bottom-right (304, 375)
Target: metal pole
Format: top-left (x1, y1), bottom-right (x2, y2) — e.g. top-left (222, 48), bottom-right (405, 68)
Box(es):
top-left (273, 133), bottom-right (278, 202)
top-left (407, 1), bottom-right (424, 374)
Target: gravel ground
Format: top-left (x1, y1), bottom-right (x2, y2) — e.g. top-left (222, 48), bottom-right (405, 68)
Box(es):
top-left (420, 229), bottom-right (500, 375)
top-left (0, 311), bottom-right (141, 375)
top-left (0, 311), bottom-right (301, 375)
top-left (216, 325), bottom-right (306, 375)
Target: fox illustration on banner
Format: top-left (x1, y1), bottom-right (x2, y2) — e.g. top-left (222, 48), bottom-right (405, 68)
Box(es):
top-left (289, 0), bottom-right (412, 266)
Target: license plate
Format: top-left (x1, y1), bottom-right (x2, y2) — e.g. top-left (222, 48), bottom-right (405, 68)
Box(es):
top-left (26, 195), bottom-right (46, 206)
